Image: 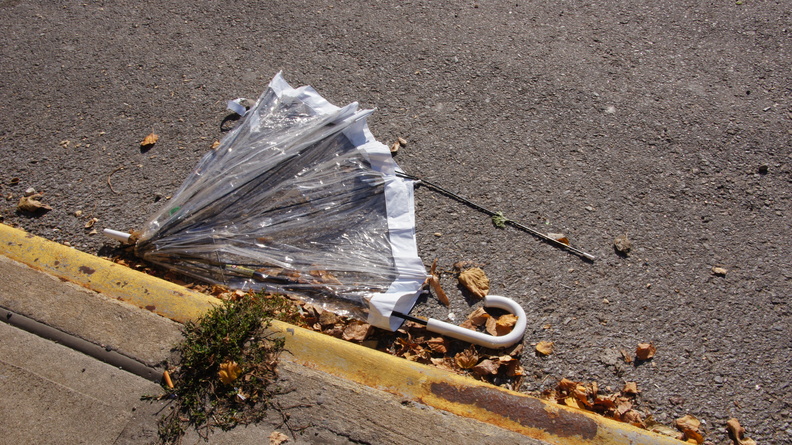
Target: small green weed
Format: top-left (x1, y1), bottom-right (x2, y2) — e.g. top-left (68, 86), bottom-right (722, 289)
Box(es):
top-left (148, 293), bottom-right (293, 444)
top-left (491, 211), bottom-right (508, 229)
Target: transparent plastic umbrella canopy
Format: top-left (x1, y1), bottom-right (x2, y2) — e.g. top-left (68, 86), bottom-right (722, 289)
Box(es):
top-left (132, 73), bottom-right (427, 331)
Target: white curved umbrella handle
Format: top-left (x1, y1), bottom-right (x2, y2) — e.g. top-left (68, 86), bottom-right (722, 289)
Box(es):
top-left (426, 295), bottom-right (526, 349)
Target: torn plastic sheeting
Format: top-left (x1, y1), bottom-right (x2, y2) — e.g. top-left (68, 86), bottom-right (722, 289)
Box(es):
top-left (134, 73), bottom-right (427, 331)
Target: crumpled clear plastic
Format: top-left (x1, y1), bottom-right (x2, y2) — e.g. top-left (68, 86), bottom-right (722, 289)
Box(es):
top-left (135, 73), bottom-right (426, 330)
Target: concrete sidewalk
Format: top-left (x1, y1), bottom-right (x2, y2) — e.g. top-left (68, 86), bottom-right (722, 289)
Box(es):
top-left (0, 224), bottom-right (681, 444)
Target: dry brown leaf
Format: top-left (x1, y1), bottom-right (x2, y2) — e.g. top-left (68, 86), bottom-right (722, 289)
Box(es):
top-left (558, 378), bottom-right (578, 392)
top-left (455, 346), bottom-right (479, 369)
top-left (564, 396), bottom-right (581, 409)
top-left (646, 417), bottom-right (684, 439)
top-left (458, 267), bottom-right (489, 298)
top-left (309, 269), bottom-right (342, 285)
top-left (472, 359), bottom-right (500, 376)
top-left (269, 431), bottom-right (289, 445)
top-left (218, 361), bottom-right (242, 385)
top-left (504, 360), bottom-right (524, 377)
top-left (211, 140), bottom-right (221, 150)
top-left (466, 307), bottom-right (490, 326)
top-left (712, 266), bottom-right (728, 276)
top-left (726, 418), bottom-right (745, 443)
top-left (547, 233), bottom-right (570, 246)
top-left (593, 394), bottom-right (617, 410)
top-left (683, 429), bottom-right (704, 444)
top-left (429, 274), bottom-right (450, 306)
top-left (17, 194), bottom-right (52, 212)
top-left (675, 414), bottom-right (701, 432)
top-left (615, 400), bottom-right (633, 417)
top-left (495, 314), bottom-right (518, 336)
top-left (341, 321), bottom-right (371, 342)
top-left (622, 381), bottom-right (639, 395)
top-left (614, 234), bottom-right (632, 254)
top-left (535, 341), bottom-right (555, 356)
top-left (429, 357), bottom-right (456, 372)
top-left (141, 133), bottom-right (159, 146)
top-left (318, 310), bottom-right (340, 327)
top-left (674, 414), bottom-right (704, 438)
top-left (485, 315), bottom-right (498, 336)
top-left (636, 342), bottom-right (656, 360)
top-left (620, 348), bottom-right (634, 364)
top-left (426, 337), bottom-right (448, 354)
top-left (621, 409), bottom-right (644, 425)
top-left (725, 418), bottom-right (756, 445)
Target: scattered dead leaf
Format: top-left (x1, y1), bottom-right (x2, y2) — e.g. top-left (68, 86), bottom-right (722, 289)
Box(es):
top-left (674, 414), bottom-right (704, 444)
top-left (636, 342), bottom-right (656, 360)
top-left (426, 337), bottom-right (448, 354)
top-left (620, 348), bottom-right (634, 364)
top-left (726, 418), bottom-right (756, 445)
top-left (614, 234), bottom-right (632, 255)
top-left (427, 259), bottom-right (450, 306)
top-left (269, 431), bottom-right (289, 445)
top-left (341, 321), bottom-right (371, 342)
top-left (535, 341), bottom-right (554, 356)
top-left (211, 140), bottom-right (221, 150)
top-left (309, 269), bottom-right (342, 285)
top-left (466, 307), bottom-right (490, 326)
top-left (683, 429), bottom-right (704, 444)
top-left (141, 133), bottom-right (159, 147)
top-left (454, 346), bottom-right (479, 369)
top-left (472, 359), bottom-right (500, 376)
top-left (496, 314), bottom-right (518, 336)
top-left (621, 410), bottom-right (645, 427)
top-left (646, 416), bottom-right (684, 440)
top-left (547, 233), bottom-right (570, 246)
top-left (17, 193), bottom-right (52, 212)
top-left (485, 315), bottom-right (498, 335)
top-left (218, 361), bottom-right (242, 385)
top-left (712, 266), bottom-right (728, 276)
top-left (84, 217), bottom-right (99, 229)
top-left (429, 274), bottom-right (450, 306)
top-left (675, 414), bottom-right (700, 432)
top-left (622, 381), bottom-right (639, 395)
top-left (458, 267), bottom-right (489, 298)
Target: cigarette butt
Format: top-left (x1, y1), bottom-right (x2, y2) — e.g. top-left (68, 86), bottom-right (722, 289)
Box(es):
top-left (163, 370), bottom-right (174, 388)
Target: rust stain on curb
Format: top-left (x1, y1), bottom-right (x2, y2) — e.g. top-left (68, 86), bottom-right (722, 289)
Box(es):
top-left (430, 382), bottom-right (597, 440)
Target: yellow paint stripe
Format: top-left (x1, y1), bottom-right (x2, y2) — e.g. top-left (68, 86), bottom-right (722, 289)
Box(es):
top-left (0, 224), bottom-right (217, 323)
top-left (0, 223), bottom-right (683, 444)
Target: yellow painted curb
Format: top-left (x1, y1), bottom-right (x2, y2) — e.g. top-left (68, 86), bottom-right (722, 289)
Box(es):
top-left (0, 223), bottom-right (683, 444)
top-left (0, 224), bottom-right (217, 323)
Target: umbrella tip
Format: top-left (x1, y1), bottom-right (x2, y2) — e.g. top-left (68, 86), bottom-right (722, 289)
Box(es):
top-left (103, 228), bottom-right (132, 244)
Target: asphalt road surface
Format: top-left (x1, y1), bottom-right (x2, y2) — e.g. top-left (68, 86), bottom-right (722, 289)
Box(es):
top-left (1, 1), bottom-right (789, 443)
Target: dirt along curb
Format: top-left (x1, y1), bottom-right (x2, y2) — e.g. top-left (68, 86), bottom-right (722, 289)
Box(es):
top-left (0, 223), bottom-right (684, 444)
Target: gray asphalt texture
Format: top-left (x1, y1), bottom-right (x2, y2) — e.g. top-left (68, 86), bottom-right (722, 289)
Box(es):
top-left (1, 1), bottom-right (789, 443)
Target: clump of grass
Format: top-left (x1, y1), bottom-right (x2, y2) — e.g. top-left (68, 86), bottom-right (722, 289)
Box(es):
top-left (491, 211), bottom-right (508, 229)
top-left (149, 292), bottom-right (293, 443)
